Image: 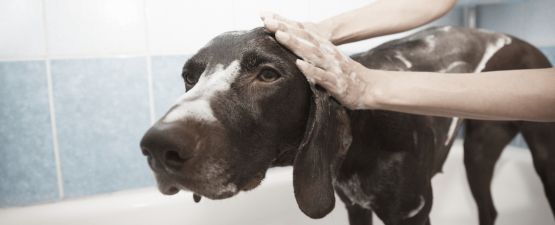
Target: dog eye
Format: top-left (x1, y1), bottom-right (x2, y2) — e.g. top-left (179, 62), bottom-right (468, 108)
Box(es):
top-left (185, 74), bottom-right (198, 85)
top-left (258, 70), bottom-right (279, 82)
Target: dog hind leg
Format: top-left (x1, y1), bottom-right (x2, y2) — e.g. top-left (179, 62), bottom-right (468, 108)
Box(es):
top-left (519, 121), bottom-right (555, 219)
top-left (463, 120), bottom-right (518, 225)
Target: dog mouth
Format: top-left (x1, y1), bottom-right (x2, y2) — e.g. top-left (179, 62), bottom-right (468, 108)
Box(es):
top-left (192, 172), bottom-right (265, 203)
top-left (158, 171), bottom-right (266, 203)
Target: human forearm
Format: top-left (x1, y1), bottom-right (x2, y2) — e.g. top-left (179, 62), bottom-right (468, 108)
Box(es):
top-left (366, 68), bottom-right (555, 122)
top-left (320, 0), bottom-right (457, 45)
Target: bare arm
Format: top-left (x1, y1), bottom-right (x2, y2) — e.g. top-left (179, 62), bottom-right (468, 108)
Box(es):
top-left (360, 66), bottom-right (555, 122)
top-left (260, 0), bottom-right (457, 45)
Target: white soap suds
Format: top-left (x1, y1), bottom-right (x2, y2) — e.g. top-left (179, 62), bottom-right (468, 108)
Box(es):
top-left (394, 52), bottom-right (412, 68)
top-left (474, 35), bottom-right (512, 73)
top-left (406, 196), bottom-right (426, 218)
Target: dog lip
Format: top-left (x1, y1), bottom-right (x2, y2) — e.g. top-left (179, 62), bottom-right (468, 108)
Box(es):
top-left (213, 191), bottom-right (236, 199)
top-left (160, 186), bottom-right (180, 195)
top-left (241, 172), bottom-right (265, 191)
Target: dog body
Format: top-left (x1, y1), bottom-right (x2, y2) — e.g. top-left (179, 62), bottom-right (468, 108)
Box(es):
top-left (140, 27), bottom-right (554, 225)
top-left (333, 27), bottom-right (555, 225)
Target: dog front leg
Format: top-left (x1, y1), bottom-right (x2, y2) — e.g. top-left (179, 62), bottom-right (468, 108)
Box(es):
top-left (346, 203), bottom-right (374, 225)
top-left (371, 184), bottom-right (433, 225)
top-left (336, 188), bottom-right (373, 225)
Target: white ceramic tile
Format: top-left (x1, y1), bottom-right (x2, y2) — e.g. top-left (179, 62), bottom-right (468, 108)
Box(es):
top-left (233, 0), bottom-right (309, 31)
top-left (308, 0), bottom-right (377, 23)
top-left (146, 0), bottom-right (234, 54)
top-left (44, 0), bottom-right (147, 55)
top-left (0, 0), bottom-right (46, 58)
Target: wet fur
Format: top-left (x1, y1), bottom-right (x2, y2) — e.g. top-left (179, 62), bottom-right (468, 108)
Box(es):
top-left (140, 27), bottom-right (555, 225)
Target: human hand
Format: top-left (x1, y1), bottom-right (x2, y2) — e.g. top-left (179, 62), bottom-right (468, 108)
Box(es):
top-left (260, 11), bottom-right (370, 109)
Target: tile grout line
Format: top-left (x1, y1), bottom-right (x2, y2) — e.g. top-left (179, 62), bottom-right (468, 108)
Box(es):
top-left (46, 59), bottom-right (64, 200)
top-left (147, 56), bottom-right (155, 125)
top-left (144, 0), bottom-right (156, 125)
top-left (42, 0), bottom-right (64, 200)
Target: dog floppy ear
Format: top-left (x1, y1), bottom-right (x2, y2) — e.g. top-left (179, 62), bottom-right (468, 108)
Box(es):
top-left (293, 83), bottom-right (352, 219)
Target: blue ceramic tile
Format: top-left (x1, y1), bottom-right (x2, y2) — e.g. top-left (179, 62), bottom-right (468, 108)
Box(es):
top-left (51, 57), bottom-right (155, 199)
top-left (477, 3), bottom-right (525, 39)
top-left (509, 133), bottom-right (529, 149)
top-left (458, 0), bottom-right (529, 6)
top-left (457, 123), bottom-right (466, 139)
top-left (0, 61), bottom-right (59, 208)
top-left (151, 55), bottom-right (189, 120)
top-left (431, 6), bottom-right (464, 27)
top-left (524, 0), bottom-right (555, 46)
top-left (538, 46), bottom-right (555, 66)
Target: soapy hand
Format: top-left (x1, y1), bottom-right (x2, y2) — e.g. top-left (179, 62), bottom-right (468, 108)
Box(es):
top-left (260, 11), bottom-right (370, 109)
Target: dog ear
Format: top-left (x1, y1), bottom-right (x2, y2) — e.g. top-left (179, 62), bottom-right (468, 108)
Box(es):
top-left (293, 83), bottom-right (352, 219)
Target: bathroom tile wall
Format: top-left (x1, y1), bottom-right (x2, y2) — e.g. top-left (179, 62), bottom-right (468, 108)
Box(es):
top-left (151, 55), bottom-right (190, 120)
top-left (0, 0), bottom-right (552, 208)
top-left (44, 0), bottom-right (148, 56)
top-left (0, 0), bottom-right (47, 57)
top-left (50, 57), bottom-right (154, 199)
top-left (0, 61), bottom-right (59, 208)
top-left (478, 0), bottom-right (555, 47)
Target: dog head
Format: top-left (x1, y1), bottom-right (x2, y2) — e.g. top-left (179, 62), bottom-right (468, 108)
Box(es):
top-left (140, 28), bottom-right (352, 218)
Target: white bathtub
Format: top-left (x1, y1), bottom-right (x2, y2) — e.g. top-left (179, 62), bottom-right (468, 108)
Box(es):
top-left (1, 140), bottom-right (553, 225)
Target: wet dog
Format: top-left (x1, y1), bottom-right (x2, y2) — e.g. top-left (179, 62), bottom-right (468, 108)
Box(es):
top-left (140, 26), bottom-right (554, 225)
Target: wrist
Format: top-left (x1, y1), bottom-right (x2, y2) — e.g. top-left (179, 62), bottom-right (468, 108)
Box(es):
top-left (319, 11), bottom-right (369, 45)
top-left (354, 65), bottom-right (391, 110)
top-left (318, 18), bottom-right (341, 44)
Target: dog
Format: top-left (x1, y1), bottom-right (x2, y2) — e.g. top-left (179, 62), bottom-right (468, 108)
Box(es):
top-left (140, 26), bottom-right (554, 225)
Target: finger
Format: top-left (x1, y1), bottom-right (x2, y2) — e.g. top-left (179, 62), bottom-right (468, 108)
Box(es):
top-left (264, 18), bottom-right (321, 45)
top-left (259, 11), bottom-right (304, 29)
top-left (296, 59), bottom-right (338, 91)
top-left (259, 11), bottom-right (273, 21)
top-left (276, 31), bottom-right (324, 65)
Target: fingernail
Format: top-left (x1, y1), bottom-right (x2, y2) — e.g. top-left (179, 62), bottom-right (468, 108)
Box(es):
top-left (259, 11), bottom-right (273, 21)
top-left (265, 18), bottom-right (278, 30)
top-left (276, 31), bottom-right (290, 41)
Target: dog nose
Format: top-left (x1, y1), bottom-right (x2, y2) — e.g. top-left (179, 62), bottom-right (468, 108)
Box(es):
top-left (140, 122), bottom-right (197, 172)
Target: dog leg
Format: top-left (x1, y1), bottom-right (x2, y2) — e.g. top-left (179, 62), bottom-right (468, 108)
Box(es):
top-left (336, 189), bottom-right (373, 225)
top-left (371, 184), bottom-right (433, 225)
top-left (346, 204), bottom-right (374, 225)
top-left (398, 184), bottom-right (433, 225)
top-left (464, 120), bottom-right (518, 225)
top-left (519, 122), bottom-right (555, 218)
